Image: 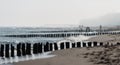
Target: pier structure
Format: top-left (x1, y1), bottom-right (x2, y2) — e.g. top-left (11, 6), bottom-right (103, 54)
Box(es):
top-left (3, 31), bottom-right (120, 38)
top-left (0, 40), bottom-right (119, 59)
top-left (0, 40), bottom-right (120, 65)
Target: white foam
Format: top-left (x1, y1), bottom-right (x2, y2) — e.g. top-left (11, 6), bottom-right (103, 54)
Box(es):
top-left (0, 52), bottom-right (55, 64)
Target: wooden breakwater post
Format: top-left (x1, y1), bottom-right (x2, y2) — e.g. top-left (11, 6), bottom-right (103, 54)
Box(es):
top-left (21, 43), bottom-right (26, 56)
top-left (60, 42), bottom-right (64, 50)
top-left (99, 42), bottom-right (103, 46)
top-left (0, 44), bottom-right (4, 57)
top-left (38, 43), bottom-right (42, 53)
top-left (5, 44), bottom-right (9, 58)
top-left (93, 41), bottom-right (97, 46)
top-left (26, 43), bottom-right (31, 55)
top-left (54, 43), bottom-right (58, 50)
top-left (44, 42), bottom-right (49, 52)
top-left (49, 43), bottom-right (53, 51)
top-left (11, 44), bottom-right (15, 57)
top-left (77, 42), bottom-right (81, 48)
top-left (65, 42), bottom-right (70, 49)
top-left (33, 43), bottom-right (38, 54)
top-left (17, 43), bottom-right (22, 57)
top-left (83, 42), bottom-right (87, 47)
top-left (72, 43), bottom-right (75, 48)
top-left (87, 42), bottom-right (92, 47)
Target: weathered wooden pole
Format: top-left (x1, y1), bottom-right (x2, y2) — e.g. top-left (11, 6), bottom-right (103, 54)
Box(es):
top-left (44, 42), bottom-right (50, 52)
top-left (11, 44), bottom-right (15, 57)
top-left (83, 42), bottom-right (86, 47)
top-left (38, 43), bottom-right (42, 53)
top-left (33, 43), bottom-right (36, 54)
top-left (0, 44), bottom-right (4, 57)
top-left (44, 42), bottom-right (49, 52)
top-left (72, 43), bottom-right (75, 48)
top-left (93, 41), bottom-right (97, 46)
top-left (17, 43), bottom-right (22, 57)
top-left (65, 42), bottom-right (70, 49)
top-left (26, 43), bottom-right (31, 55)
top-left (87, 42), bottom-right (92, 47)
top-left (77, 42), bottom-right (81, 48)
top-left (49, 43), bottom-right (53, 51)
top-left (5, 44), bottom-right (9, 58)
top-left (54, 43), bottom-right (58, 50)
top-left (60, 42), bottom-right (64, 50)
top-left (21, 43), bottom-right (26, 56)
top-left (46, 42), bottom-right (50, 51)
top-left (33, 43), bottom-right (38, 54)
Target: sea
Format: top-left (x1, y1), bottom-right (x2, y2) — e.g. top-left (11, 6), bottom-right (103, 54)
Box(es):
top-left (0, 27), bottom-right (88, 65)
top-left (0, 27), bottom-right (65, 65)
top-left (0, 27), bottom-right (66, 43)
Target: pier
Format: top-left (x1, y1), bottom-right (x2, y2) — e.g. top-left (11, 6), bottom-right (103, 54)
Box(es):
top-left (0, 41), bottom-right (119, 59)
top-left (3, 31), bottom-right (120, 38)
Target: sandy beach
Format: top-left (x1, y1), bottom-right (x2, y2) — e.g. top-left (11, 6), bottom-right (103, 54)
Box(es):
top-left (14, 47), bottom-right (98, 65)
top-left (14, 34), bottom-right (120, 65)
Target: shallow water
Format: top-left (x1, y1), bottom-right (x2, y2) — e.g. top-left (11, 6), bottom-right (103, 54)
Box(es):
top-left (0, 52), bottom-right (55, 65)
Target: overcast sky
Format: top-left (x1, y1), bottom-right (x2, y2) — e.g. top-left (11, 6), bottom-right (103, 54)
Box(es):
top-left (0, 0), bottom-right (120, 27)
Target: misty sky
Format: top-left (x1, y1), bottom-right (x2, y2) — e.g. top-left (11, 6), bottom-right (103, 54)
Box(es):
top-left (0, 0), bottom-right (120, 27)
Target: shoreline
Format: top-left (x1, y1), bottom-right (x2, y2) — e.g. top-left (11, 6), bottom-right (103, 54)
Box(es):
top-left (14, 45), bottom-right (120, 65)
top-left (14, 34), bottom-right (120, 65)
top-left (14, 47), bottom-right (106, 65)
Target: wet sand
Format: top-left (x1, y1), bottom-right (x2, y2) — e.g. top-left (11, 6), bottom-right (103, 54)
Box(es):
top-left (14, 34), bottom-right (120, 65)
top-left (14, 46), bottom-right (120, 65)
top-left (14, 47), bottom-right (99, 65)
